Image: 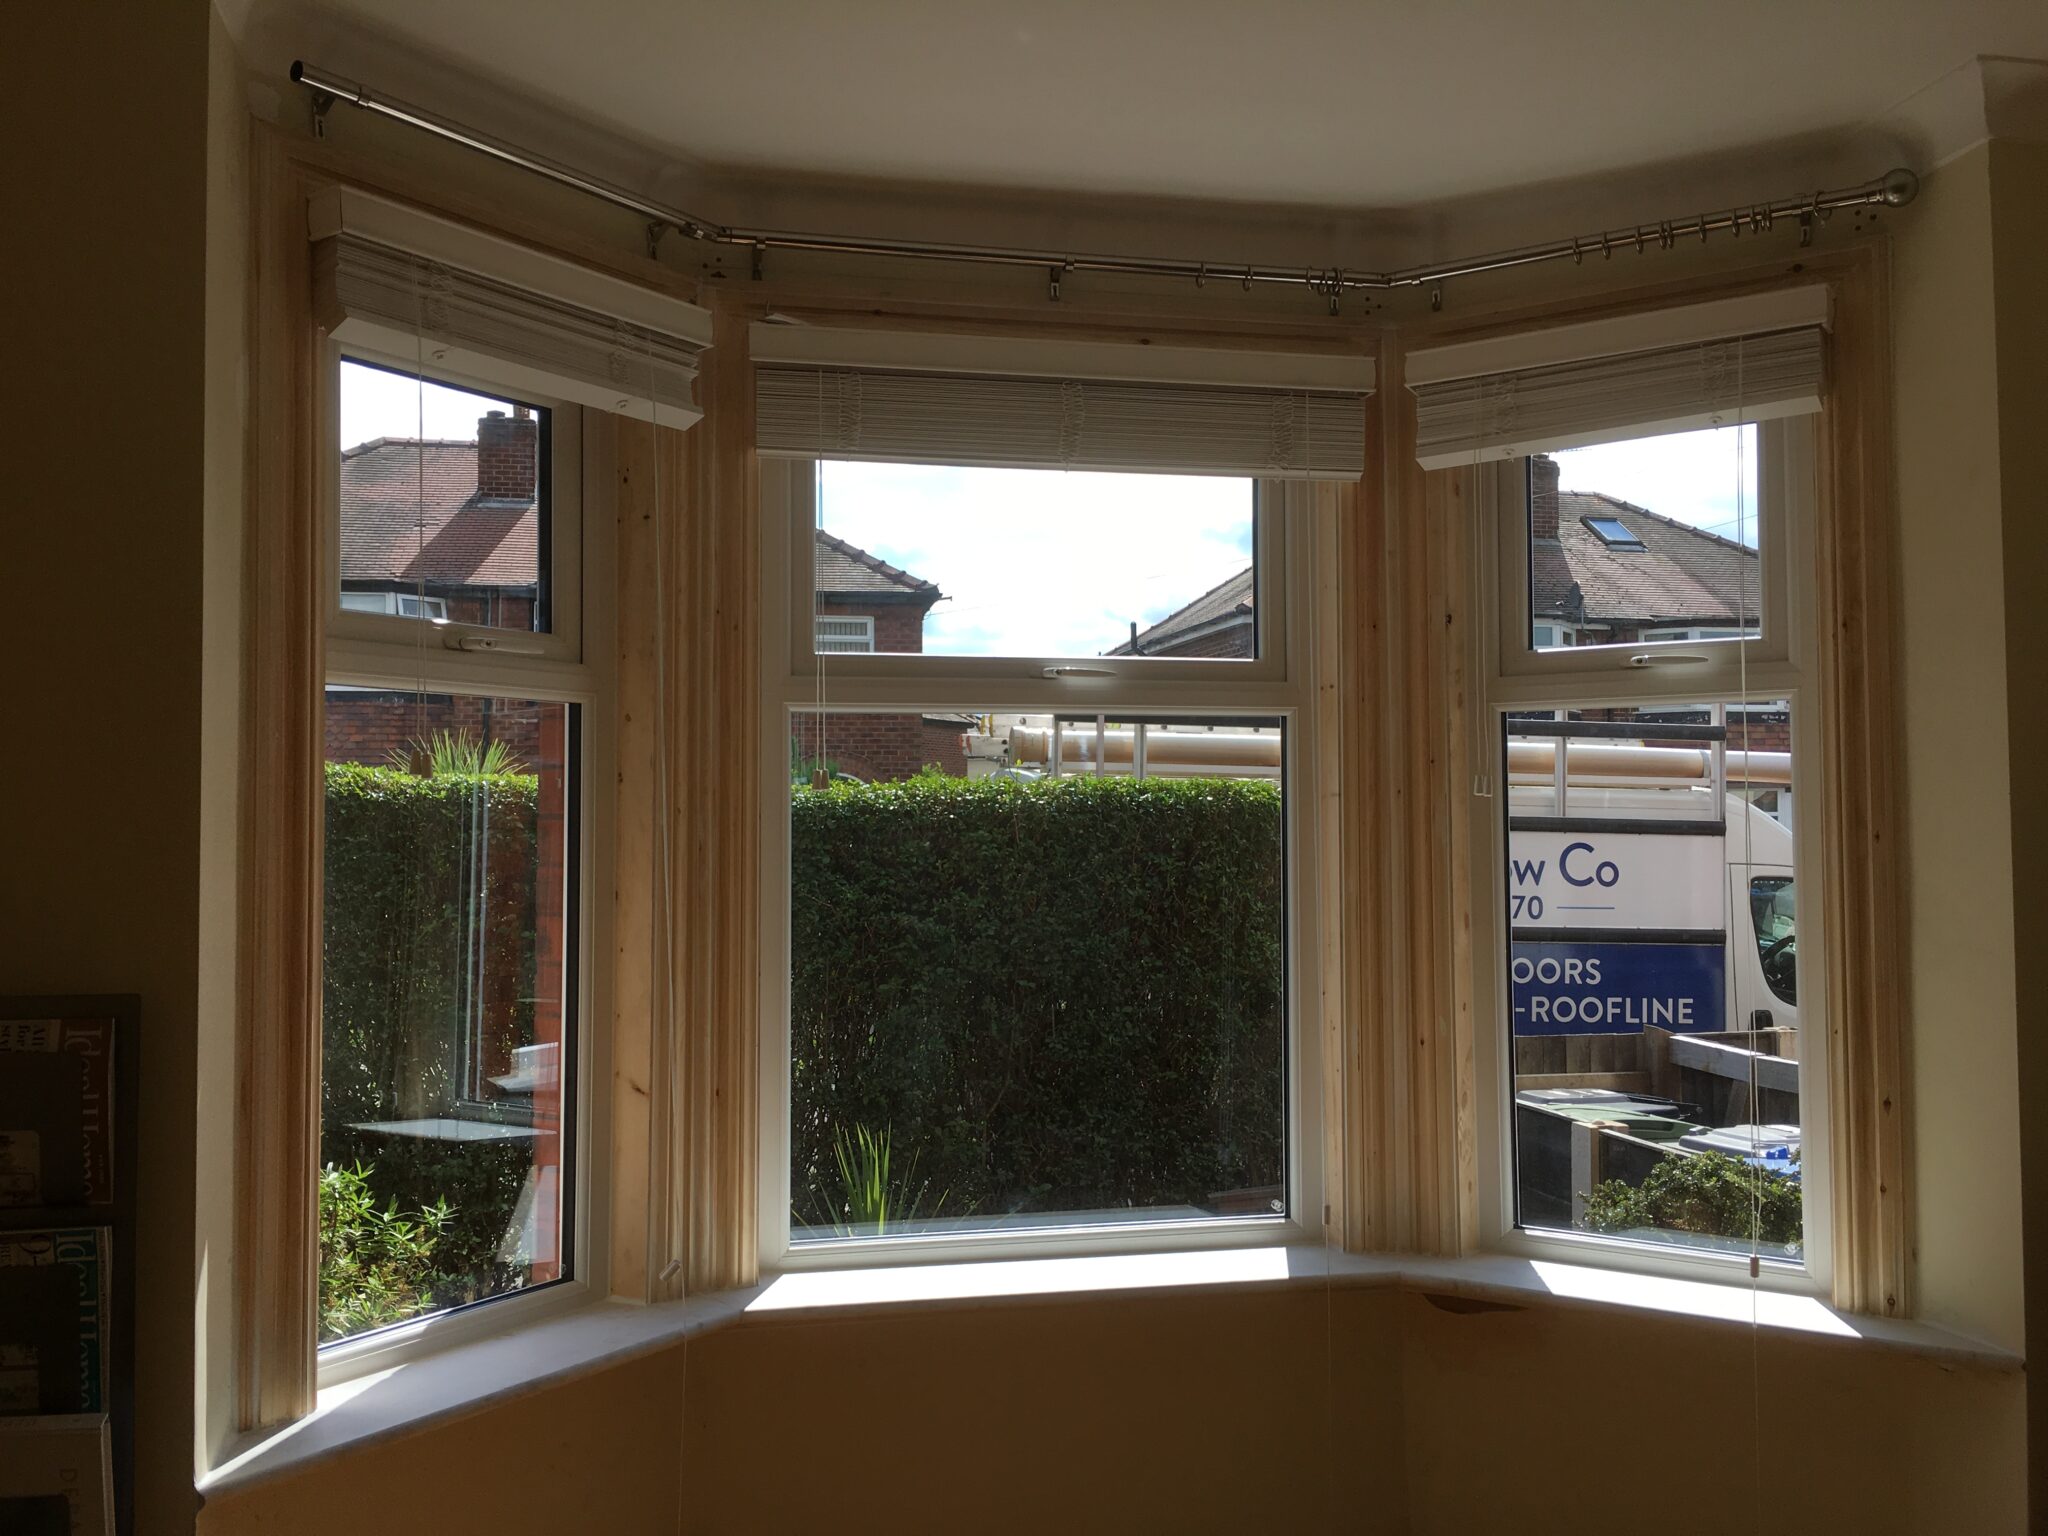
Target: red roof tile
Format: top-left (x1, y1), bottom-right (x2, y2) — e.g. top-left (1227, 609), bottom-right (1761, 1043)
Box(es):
top-left (339, 439), bottom-right (538, 588)
top-left (814, 529), bottom-right (938, 599)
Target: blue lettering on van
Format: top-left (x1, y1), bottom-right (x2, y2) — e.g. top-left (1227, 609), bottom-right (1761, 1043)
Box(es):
top-left (1509, 941), bottom-right (1725, 1036)
top-left (1557, 841), bottom-right (1621, 888)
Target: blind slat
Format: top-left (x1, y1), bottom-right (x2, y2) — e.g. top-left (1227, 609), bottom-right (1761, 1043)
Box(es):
top-left (1410, 327), bottom-right (1824, 469)
top-left (317, 232), bottom-right (708, 423)
top-left (756, 366), bottom-right (1366, 479)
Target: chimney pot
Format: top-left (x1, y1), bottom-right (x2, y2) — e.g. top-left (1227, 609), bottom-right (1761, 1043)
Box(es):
top-left (476, 410), bottom-right (537, 502)
top-left (1530, 455), bottom-right (1561, 542)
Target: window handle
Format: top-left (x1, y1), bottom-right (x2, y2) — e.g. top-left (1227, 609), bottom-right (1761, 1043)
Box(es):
top-left (1042, 665), bottom-right (1114, 679)
top-left (1626, 651), bottom-right (1710, 668)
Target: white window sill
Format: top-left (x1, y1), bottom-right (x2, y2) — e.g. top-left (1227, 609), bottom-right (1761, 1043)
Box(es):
top-left (200, 1243), bottom-right (2017, 1500)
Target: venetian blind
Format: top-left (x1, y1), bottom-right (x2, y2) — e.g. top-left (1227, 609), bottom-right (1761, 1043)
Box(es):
top-left (752, 325), bottom-right (1373, 478)
top-left (309, 187), bottom-right (714, 422)
top-left (1406, 287), bottom-right (1829, 469)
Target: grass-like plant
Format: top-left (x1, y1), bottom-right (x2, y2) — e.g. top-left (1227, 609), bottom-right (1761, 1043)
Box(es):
top-left (823, 1124), bottom-right (947, 1237)
top-left (388, 727), bottom-right (528, 777)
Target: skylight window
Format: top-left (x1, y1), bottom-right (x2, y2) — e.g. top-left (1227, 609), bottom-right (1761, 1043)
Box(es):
top-left (1583, 514), bottom-right (1645, 549)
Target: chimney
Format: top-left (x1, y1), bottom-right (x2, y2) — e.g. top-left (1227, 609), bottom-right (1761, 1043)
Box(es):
top-left (1530, 454), bottom-right (1561, 542)
top-left (476, 407), bottom-right (537, 501)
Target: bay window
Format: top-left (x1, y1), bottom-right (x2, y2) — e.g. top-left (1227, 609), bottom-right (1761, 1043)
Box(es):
top-left (1423, 290), bottom-right (1834, 1285)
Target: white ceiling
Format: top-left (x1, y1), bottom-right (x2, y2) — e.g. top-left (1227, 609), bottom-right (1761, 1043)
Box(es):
top-left (246, 0), bottom-right (2048, 211)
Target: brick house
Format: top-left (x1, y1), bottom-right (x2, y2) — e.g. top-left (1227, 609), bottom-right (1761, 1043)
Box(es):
top-left (340, 408), bottom-right (544, 632)
top-left (326, 412), bottom-right (968, 780)
top-left (327, 410), bottom-right (548, 766)
top-left (1107, 567), bottom-right (1254, 660)
top-left (800, 531), bottom-right (973, 781)
top-left (1110, 453), bottom-right (1787, 751)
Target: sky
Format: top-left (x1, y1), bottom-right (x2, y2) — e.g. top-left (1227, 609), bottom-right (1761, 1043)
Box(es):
top-left (340, 359), bottom-right (519, 450)
top-left (339, 361), bottom-right (1761, 658)
top-left (822, 462), bottom-right (1253, 657)
top-left (1551, 423), bottom-right (1759, 548)
top-left (827, 423), bottom-right (1760, 657)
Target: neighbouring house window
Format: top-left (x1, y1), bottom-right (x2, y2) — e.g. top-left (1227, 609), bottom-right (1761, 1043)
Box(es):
top-left (812, 614), bottom-right (875, 653)
top-left (340, 590), bottom-right (451, 622)
top-left (768, 455), bottom-right (1310, 1259)
top-left (1484, 414), bottom-right (1816, 1271)
top-left (321, 355), bottom-right (589, 1350)
top-left (1641, 627), bottom-right (1753, 643)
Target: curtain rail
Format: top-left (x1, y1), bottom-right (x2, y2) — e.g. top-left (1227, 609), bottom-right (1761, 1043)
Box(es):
top-left (292, 61), bottom-right (1916, 312)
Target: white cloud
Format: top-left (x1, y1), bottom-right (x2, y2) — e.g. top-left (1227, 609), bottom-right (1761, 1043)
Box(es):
top-left (1553, 423), bottom-right (1760, 546)
top-left (820, 462), bottom-right (1254, 658)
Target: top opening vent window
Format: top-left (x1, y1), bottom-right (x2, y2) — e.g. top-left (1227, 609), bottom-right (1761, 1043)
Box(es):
top-left (1582, 515), bottom-right (1645, 549)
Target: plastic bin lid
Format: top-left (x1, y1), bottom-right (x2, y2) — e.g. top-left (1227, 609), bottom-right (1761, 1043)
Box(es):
top-left (1516, 1088), bottom-right (1681, 1112)
top-left (1678, 1123), bottom-right (1801, 1160)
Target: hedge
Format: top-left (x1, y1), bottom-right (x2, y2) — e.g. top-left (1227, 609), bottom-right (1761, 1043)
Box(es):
top-left (322, 764), bottom-right (1288, 1294)
top-left (322, 762), bottom-right (541, 1305)
top-left (790, 772), bottom-right (1286, 1230)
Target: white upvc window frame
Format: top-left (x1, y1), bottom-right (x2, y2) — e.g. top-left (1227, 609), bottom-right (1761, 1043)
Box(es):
top-left (316, 345), bottom-right (615, 1388)
top-left (328, 344), bottom-right (585, 675)
top-left (1468, 415), bottom-right (1835, 1297)
top-left (758, 456), bottom-right (1322, 1273)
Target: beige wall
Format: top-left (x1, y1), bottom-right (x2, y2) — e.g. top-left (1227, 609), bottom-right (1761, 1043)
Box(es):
top-left (1888, 145), bottom-right (2027, 1356)
top-left (1, 5), bottom-right (215, 1532)
top-left (200, 1288), bottom-right (2023, 1535)
top-left (200, 1347), bottom-right (687, 1535)
top-left (1989, 134), bottom-right (2048, 1524)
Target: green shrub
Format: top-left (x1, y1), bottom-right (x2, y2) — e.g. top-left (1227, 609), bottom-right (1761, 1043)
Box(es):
top-left (317, 1161), bottom-right (450, 1342)
top-left (790, 773), bottom-right (1285, 1228)
top-left (1582, 1150), bottom-right (1802, 1254)
top-left (322, 761), bottom-right (541, 1306)
top-left (321, 763), bottom-right (1287, 1279)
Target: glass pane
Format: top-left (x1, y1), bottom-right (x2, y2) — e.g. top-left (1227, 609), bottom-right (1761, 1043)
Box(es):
top-left (814, 462), bottom-right (1255, 659)
top-left (339, 357), bottom-right (551, 636)
top-left (788, 710), bottom-right (1286, 1240)
top-left (1503, 701), bottom-right (1802, 1259)
top-left (1527, 424), bottom-right (1760, 653)
top-left (320, 689), bottom-right (573, 1343)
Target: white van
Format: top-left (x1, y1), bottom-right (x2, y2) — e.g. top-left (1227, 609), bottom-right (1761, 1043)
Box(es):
top-left (1505, 777), bottom-right (1797, 1043)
